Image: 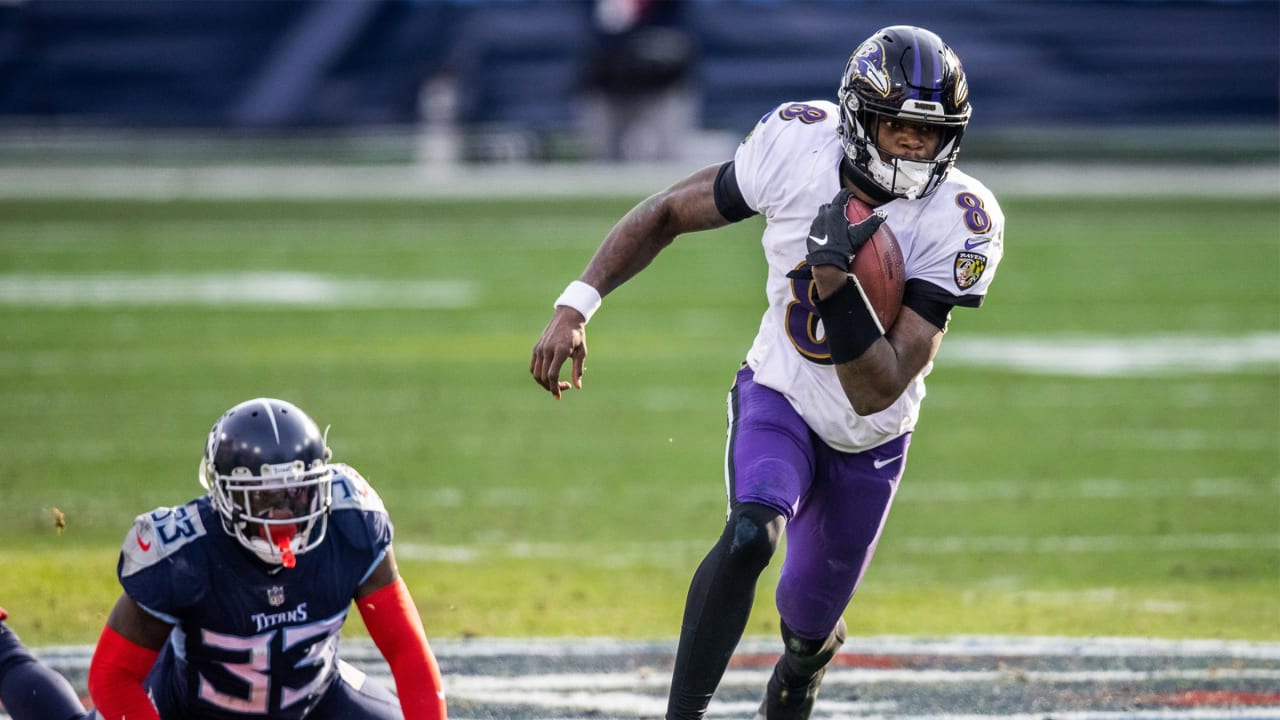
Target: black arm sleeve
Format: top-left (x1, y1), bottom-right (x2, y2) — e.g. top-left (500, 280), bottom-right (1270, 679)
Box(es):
top-left (903, 278), bottom-right (984, 330)
top-left (713, 161), bottom-right (758, 223)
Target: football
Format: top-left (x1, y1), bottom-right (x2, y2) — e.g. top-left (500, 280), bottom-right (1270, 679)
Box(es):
top-left (845, 195), bottom-right (905, 329)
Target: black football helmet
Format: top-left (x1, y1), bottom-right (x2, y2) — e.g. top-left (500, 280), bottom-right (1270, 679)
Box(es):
top-left (838, 25), bottom-right (971, 200)
top-left (199, 398), bottom-right (333, 567)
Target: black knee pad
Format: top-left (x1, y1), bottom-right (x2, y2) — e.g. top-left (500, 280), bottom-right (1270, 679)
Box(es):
top-left (721, 503), bottom-right (784, 571)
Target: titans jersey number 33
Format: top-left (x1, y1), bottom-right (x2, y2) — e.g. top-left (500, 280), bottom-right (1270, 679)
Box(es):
top-left (116, 465), bottom-right (391, 720)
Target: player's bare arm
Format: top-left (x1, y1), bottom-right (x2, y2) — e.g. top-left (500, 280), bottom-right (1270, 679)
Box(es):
top-left (803, 189), bottom-right (943, 415)
top-left (355, 547), bottom-right (399, 598)
top-left (104, 592), bottom-right (174, 650)
top-left (817, 259), bottom-right (943, 414)
top-left (531, 163), bottom-right (731, 399)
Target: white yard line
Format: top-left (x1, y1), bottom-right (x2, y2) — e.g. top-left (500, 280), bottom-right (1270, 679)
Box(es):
top-left (940, 333), bottom-right (1280, 376)
top-left (0, 273), bottom-right (475, 309)
top-left (903, 477), bottom-right (1279, 502)
top-left (0, 274), bottom-right (1275, 376)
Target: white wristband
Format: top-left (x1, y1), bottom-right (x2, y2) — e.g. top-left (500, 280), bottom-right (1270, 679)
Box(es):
top-left (554, 280), bottom-right (603, 323)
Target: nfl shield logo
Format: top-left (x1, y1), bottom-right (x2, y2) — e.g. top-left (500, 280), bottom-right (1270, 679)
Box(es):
top-left (267, 585), bottom-right (286, 607)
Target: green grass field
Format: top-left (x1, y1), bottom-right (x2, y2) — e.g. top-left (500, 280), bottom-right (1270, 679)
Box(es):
top-left (0, 195), bottom-right (1276, 646)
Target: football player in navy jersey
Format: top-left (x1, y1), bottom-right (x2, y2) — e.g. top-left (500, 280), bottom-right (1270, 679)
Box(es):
top-left (532, 25), bottom-right (1003, 720)
top-left (0, 398), bottom-right (447, 720)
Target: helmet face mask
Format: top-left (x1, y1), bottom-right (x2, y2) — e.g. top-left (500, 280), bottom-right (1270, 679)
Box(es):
top-left (199, 399), bottom-right (333, 567)
top-left (838, 26), bottom-right (971, 200)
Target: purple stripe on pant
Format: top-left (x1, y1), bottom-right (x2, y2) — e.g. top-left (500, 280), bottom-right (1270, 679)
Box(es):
top-left (727, 365), bottom-right (910, 640)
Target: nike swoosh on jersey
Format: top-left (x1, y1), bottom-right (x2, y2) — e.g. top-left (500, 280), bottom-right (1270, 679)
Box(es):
top-left (964, 237), bottom-right (992, 250)
top-left (873, 454), bottom-right (903, 469)
top-left (809, 234), bottom-right (829, 246)
top-left (135, 530), bottom-right (152, 551)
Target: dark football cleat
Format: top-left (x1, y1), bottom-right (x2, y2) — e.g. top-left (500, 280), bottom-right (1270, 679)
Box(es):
top-left (753, 664), bottom-right (826, 720)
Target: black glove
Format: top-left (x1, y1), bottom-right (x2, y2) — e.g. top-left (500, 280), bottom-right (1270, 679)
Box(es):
top-left (798, 188), bottom-right (887, 271)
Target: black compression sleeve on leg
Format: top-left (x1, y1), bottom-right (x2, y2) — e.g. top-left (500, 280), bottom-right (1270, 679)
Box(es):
top-left (778, 617), bottom-right (847, 683)
top-left (667, 503), bottom-right (784, 720)
top-left (816, 277), bottom-right (883, 364)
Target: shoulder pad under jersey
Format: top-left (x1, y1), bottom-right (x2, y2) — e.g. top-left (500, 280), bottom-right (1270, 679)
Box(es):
top-left (330, 463), bottom-right (387, 514)
top-left (120, 501), bottom-right (209, 578)
top-left (329, 464), bottom-right (393, 551)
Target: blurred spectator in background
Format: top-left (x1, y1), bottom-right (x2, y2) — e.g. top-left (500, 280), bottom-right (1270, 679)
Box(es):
top-left (578, 0), bottom-right (697, 162)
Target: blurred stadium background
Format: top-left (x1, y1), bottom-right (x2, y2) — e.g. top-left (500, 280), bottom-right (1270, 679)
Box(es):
top-left (0, 0), bottom-right (1276, 196)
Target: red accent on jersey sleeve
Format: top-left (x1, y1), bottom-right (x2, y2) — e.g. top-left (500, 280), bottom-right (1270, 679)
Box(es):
top-left (358, 577), bottom-right (447, 720)
top-left (88, 625), bottom-right (161, 720)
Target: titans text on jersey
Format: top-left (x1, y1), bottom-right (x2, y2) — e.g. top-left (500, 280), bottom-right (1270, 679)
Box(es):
top-left (116, 466), bottom-right (390, 720)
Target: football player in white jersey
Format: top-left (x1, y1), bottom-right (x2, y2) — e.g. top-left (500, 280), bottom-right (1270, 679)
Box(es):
top-left (532, 25), bottom-right (1003, 720)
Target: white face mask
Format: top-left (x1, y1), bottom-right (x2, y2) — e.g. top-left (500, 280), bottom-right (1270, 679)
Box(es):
top-left (867, 153), bottom-right (931, 200)
top-left (860, 123), bottom-right (960, 200)
top-left (202, 457), bottom-right (332, 568)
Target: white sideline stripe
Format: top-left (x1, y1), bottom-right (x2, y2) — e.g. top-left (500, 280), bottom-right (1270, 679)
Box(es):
top-left (940, 333), bottom-right (1280, 376)
top-left (30, 635), bottom-right (1280, 665)
top-left (0, 273), bottom-right (475, 308)
top-left (728, 667), bottom-right (1280, 686)
top-left (435, 668), bottom-right (1280, 716)
top-left (414, 690), bottom-right (891, 716)
top-left (27, 707), bottom-right (1278, 720)
top-left (422, 634), bottom-right (1280, 659)
top-left (15, 638), bottom-right (1280, 720)
top-left (0, 162), bottom-right (1275, 199)
top-left (892, 714), bottom-right (1280, 720)
top-left (440, 667), bottom-right (1280, 693)
top-left (376, 668), bottom-right (1280, 718)
top-left (818, 714), bottom-right (1280, 720)
top-left (394, 532), bottom-right (1280, 564)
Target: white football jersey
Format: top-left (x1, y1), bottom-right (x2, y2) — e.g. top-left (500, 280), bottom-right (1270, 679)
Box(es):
top-left (734, 100), bottom-right (1004, 453)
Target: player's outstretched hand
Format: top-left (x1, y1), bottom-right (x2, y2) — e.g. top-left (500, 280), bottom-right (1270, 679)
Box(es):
top-left (530, 307), bottom-right (588, 400)
top-left (802, 188), bottom-right (886, 270)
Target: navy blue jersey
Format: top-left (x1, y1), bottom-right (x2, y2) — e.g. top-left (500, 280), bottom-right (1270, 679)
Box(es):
top-left (115, 464), bottom-right (391, 720)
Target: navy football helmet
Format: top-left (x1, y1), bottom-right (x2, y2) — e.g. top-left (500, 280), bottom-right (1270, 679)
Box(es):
top-left (199, 398), bottom-right (333, 567)
top-left (838, 25), bottom-right (971, 200)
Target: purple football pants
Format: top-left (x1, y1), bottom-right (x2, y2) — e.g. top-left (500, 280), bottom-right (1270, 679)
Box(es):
top-left (728, 365), bottom-right (909, 640)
